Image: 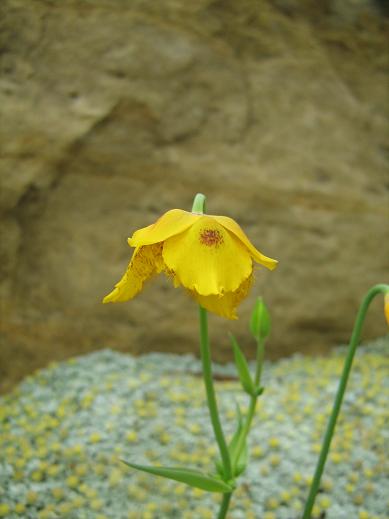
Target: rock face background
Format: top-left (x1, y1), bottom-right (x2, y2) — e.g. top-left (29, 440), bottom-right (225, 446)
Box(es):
top-left (0, 0), bottom-right (388, 392)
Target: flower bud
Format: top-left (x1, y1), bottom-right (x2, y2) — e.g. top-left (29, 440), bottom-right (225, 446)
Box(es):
top-left (250, 297), bottom-right (271, 340)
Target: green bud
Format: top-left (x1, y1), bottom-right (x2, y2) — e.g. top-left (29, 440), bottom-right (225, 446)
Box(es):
top-left (250, 297), bottom-right (271, 340)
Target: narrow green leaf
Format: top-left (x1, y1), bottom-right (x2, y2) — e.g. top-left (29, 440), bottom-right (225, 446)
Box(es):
top-left (227, 403), bottom-right (249, 477)
top-left (121, 460), bottom-right (233, 493)
top-left (250, 297), bottom-right (271, 340)
top-left (230, 422), bottom-right (249, 476)
top-left (215, 403), bottom-right (250, 478)
top-left (228, 411), bottom-right (243, 460)
top-left (230, 334), bottom-right (256, 396)
top-left (234, 437), bottom-right (249, 477)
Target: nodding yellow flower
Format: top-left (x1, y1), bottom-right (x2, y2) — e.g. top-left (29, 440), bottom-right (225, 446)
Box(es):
top-left (103, 208), bottom-right (278, 319)
top-left (385, 292), bottom-right (389, 326)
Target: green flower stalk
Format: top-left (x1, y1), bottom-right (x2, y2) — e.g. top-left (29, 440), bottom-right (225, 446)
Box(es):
top-left (302, 283), bottom-right (389, 519)
top-left (193, 194), bottom-right (233, 519)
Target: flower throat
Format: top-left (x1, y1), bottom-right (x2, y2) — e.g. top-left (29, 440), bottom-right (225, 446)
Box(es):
top-left (199, 229), bottom-right (224, 247)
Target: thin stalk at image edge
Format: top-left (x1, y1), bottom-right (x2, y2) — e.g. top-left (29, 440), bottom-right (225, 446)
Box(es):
top-left (302, 283), bottom-right (389, 519)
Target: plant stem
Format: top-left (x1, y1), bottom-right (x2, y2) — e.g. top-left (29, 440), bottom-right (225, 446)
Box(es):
top-left (191, 194), bottom-right (233, 518)
top-left (198, 307), bottom-right (232, 480)
top-left (198, 306), bottom-right (233, 519)
top-left (254, 336), bottom-right (265, 386)
top-left (192, 193), bottom-right (207, 213)
top-left (217, 492), bottom-right (232, 519)
top-left (302, 283), bottom-right (389, 519)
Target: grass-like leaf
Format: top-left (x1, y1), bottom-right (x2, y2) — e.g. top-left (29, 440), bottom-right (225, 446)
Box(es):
top-left (121, 460), bottom-right (233, 493)
top-left (228, 405), bottom-right (249, 477)
top-left (215, 402), bottom-right (249, 478)
top-left (230, 334), bottom-right (256, 396)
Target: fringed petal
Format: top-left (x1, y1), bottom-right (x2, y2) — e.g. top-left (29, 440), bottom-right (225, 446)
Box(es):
top-left (103, 243), bottom-right (163, 303)
top-left (189, 275), bottom-right (253, 319)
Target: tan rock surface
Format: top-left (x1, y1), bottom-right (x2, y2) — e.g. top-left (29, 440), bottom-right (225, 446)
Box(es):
top-left (1, 0), bottom-right (388, 392)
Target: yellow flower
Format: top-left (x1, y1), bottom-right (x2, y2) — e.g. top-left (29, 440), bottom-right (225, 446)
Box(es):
top-left (385, 292), bottom-right (389, 326)
top-left (103, 208), bottom-right (277, 319)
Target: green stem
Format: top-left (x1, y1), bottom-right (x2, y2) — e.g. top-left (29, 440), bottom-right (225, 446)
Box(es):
top-left (217, 492), bottom-right (232, 519)
top-left (302, 283), bottom-right (389, 519)
top-left (254, 337), bottom-right (265, 386)
top-left (191, 193), bottom-right (233, 518)
top-left (199, 306), bottom-right (232, 481)
top-left (192, 193), bottom-right (207, 213)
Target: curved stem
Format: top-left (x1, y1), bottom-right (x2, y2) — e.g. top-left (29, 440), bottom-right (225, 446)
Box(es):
top-left (199, 306), bottom-right (232, 480)
top-left (302, 283), bottom-right (389, 519)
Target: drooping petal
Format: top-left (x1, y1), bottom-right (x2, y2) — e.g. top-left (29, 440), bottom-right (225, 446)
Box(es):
top-left (129, 209), bottom-right (200, 247)
top-left (211, 215), bottom-right (278, 270)
top-left (162, 216), bottom-right (253, 296)
top-left (189, 275), bottom-right (253, 319)
top-left (103, 243), bottom-right (163, 303)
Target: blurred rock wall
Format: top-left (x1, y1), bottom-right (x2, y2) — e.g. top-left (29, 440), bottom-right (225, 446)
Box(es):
top-left (1, 0), bottom-right (388, 392)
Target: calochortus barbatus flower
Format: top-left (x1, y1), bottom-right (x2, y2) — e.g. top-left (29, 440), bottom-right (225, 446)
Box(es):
top-left (103, 207), bottom-right (277, 319)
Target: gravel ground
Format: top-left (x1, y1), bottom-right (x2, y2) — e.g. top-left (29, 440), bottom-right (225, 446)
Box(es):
top-left (1, 337), bottom-right (388, 519)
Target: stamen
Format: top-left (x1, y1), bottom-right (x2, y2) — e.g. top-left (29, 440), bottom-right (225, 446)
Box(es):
top-left (199, 229), bottom-right (224, 247)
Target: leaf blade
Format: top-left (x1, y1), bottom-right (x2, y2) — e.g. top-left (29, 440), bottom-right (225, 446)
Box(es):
top-left (234, 434), bottom-right (249, 477)
top-left (121, 460), bottom-right (233, 493)
top-left (230, 334), bottom-right (256, 396)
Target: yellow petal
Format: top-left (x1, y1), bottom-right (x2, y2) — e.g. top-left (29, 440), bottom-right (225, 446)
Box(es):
top-left (190, 275), bottom-right (253, 319)
top-left (212, 215), bottom-right (278, 270)
top-left (129, 209), bottom-right (200, 247)
top-left (162, 216), bottom-right (253, 296)
top-left (103, 243), bottom-right (163, 303)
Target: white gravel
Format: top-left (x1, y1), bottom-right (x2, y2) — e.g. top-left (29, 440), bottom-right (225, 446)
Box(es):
top-left (0, 337), bottom-right (388, 519)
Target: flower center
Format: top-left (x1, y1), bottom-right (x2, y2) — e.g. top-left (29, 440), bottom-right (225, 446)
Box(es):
top-left (199, 228), bottom-right (224, 247)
